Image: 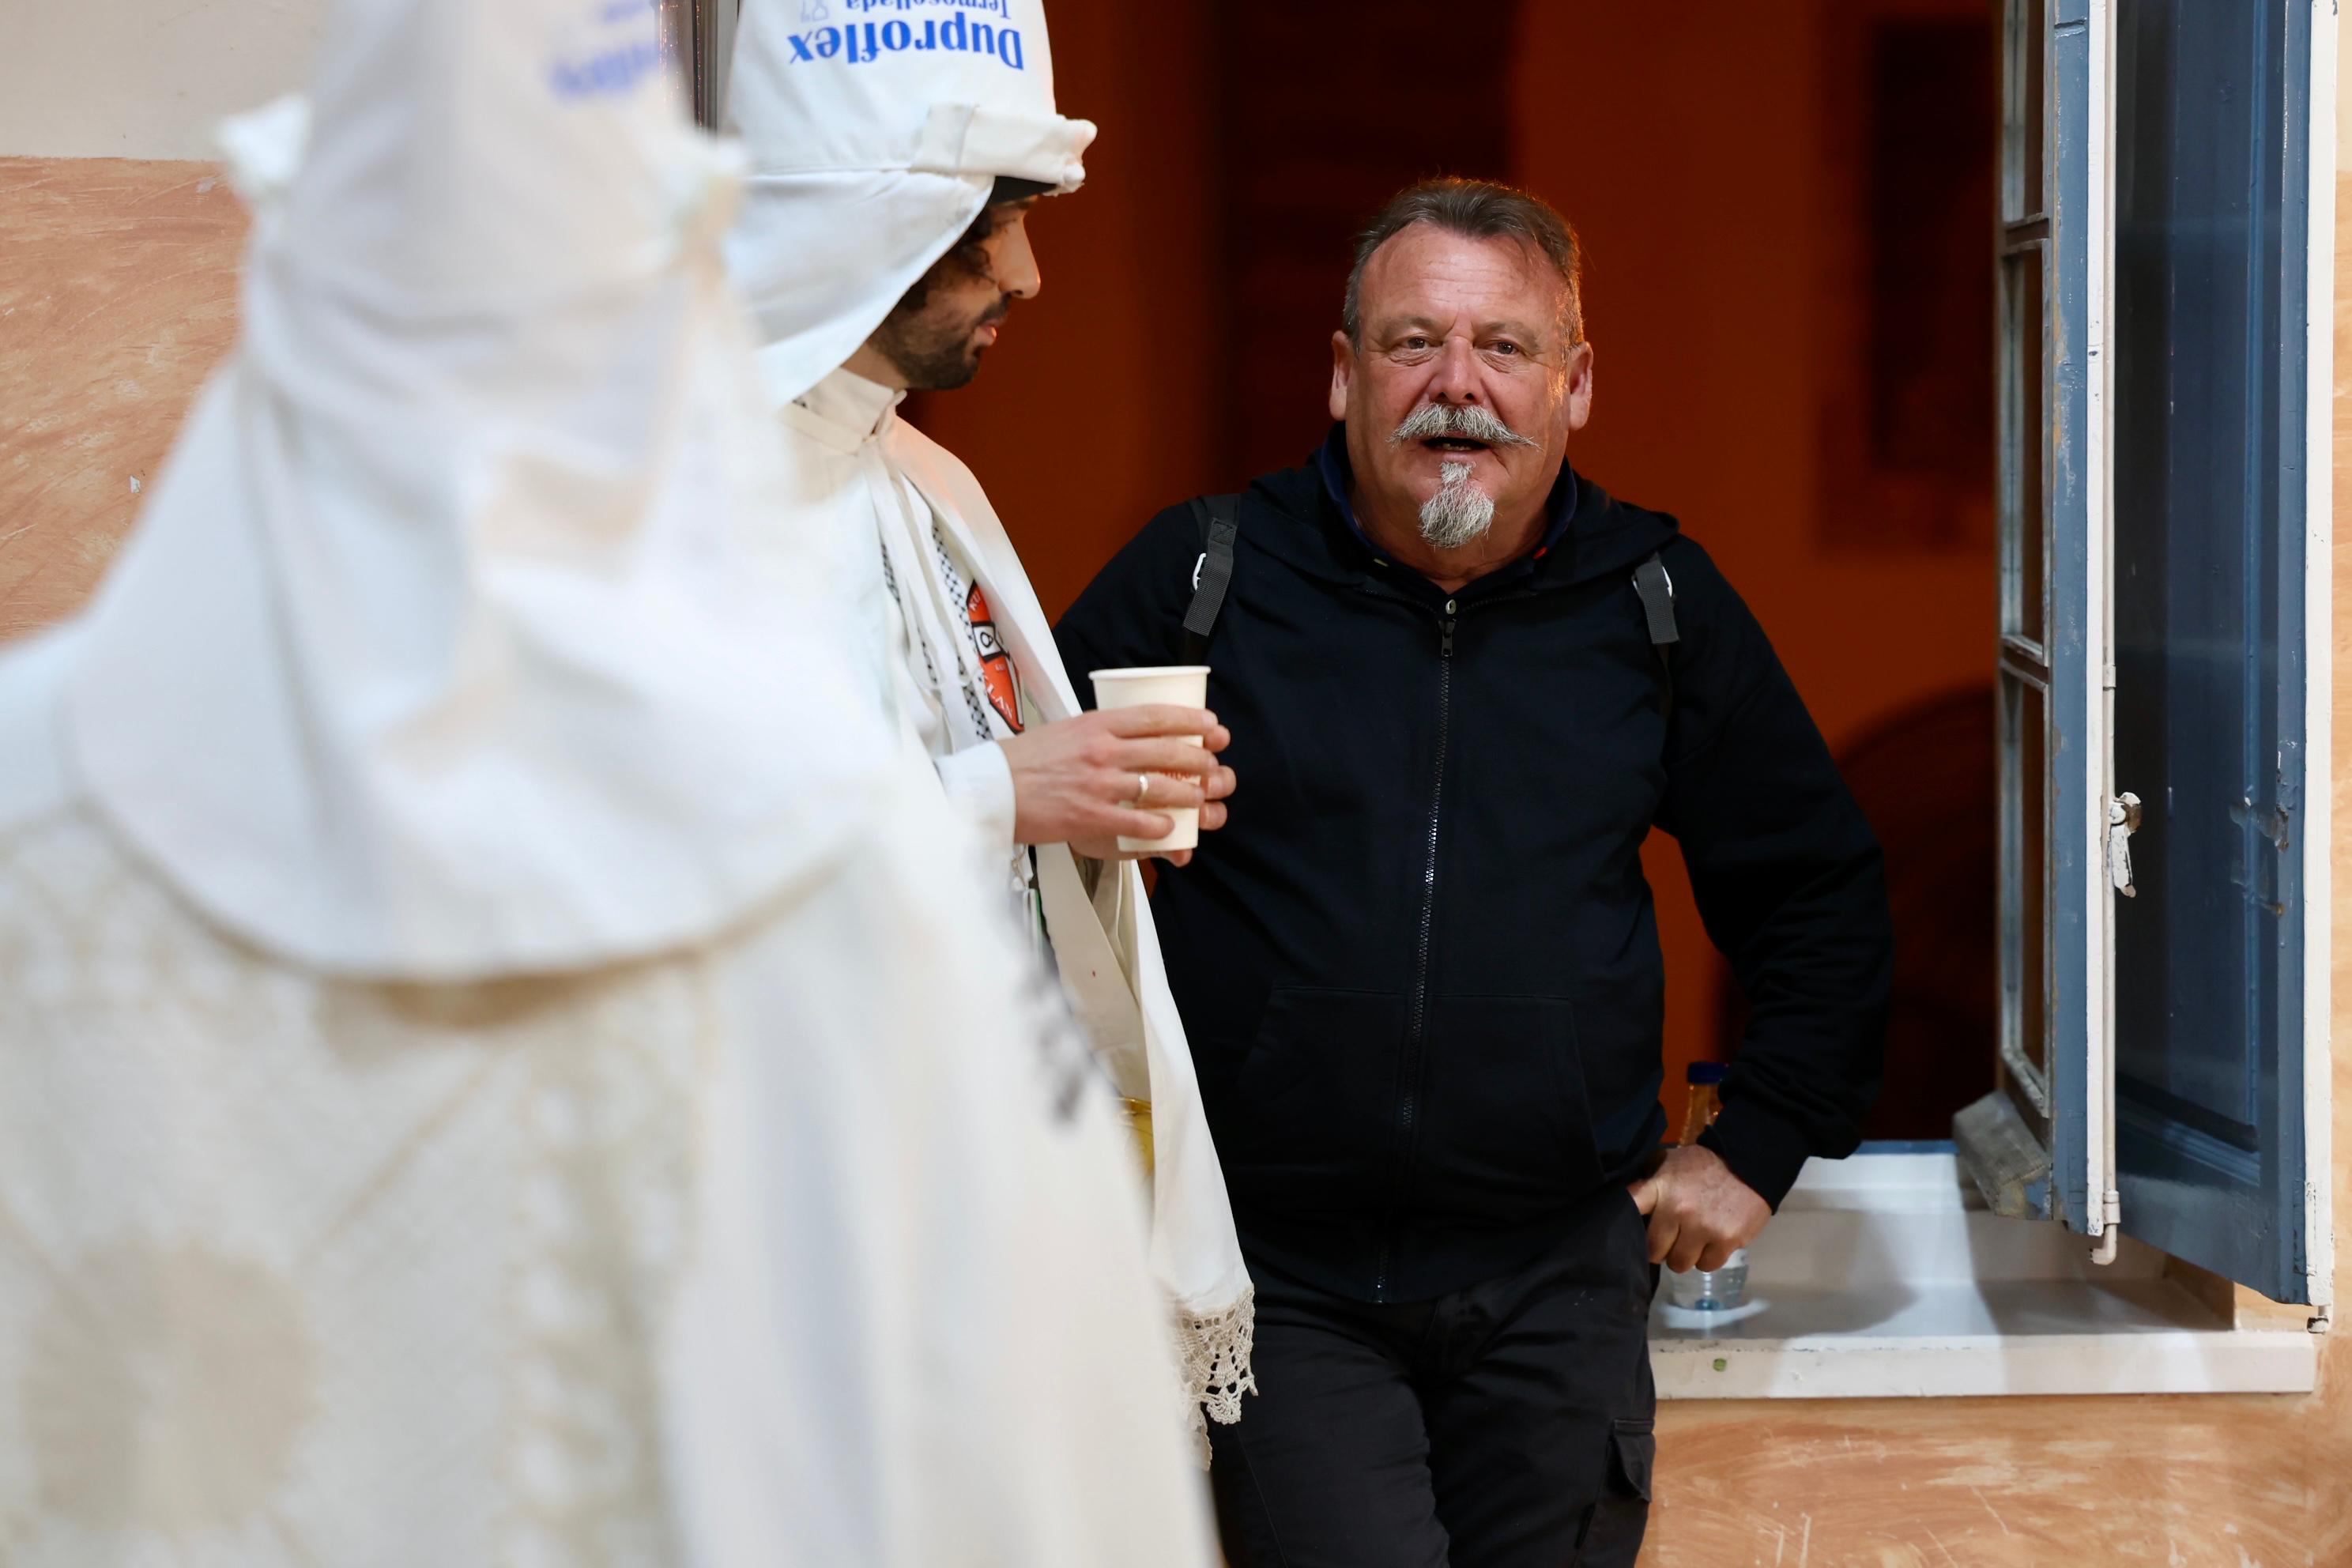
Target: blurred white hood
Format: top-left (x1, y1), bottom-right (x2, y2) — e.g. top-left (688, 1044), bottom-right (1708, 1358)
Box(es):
top-left (722, 0), bottom-right (1095, 405)
top-left (63, 0), bottom-right (897, 980)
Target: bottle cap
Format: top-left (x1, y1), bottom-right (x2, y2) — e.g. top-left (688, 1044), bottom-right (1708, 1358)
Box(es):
top-left (1686, 1061), bottom-right (1729, 1086)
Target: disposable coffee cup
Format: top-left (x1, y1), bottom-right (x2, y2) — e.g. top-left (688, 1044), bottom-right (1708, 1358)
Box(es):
top-left (1089, 665), bottom-right (1212, 854)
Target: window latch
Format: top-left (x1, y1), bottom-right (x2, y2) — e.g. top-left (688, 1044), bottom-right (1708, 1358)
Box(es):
top-left (2108, 793), bottom-right (2143, 898)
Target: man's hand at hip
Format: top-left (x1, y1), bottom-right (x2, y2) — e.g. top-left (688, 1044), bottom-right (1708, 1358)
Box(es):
top-left (1628, 1144), bottom-right (1771, 1272)
top-left (998, 705), bottom-right (1237, 865)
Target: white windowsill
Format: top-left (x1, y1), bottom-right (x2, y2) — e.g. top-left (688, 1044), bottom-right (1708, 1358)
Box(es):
top-left (1649, 1150), bottom-right (2319, 1400)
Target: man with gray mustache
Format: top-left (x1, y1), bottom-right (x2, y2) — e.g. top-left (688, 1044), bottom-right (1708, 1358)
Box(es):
top-left (1056, 178), bottom-right (1892, 1567)
top-left (1389, 400), bottom-right (1542, 548)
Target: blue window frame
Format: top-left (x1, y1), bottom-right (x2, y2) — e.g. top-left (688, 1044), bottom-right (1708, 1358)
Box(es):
top-left (1988, 0), bottom-right (2113, 1242)
top-left (2109, 0), bottom-right (2325, 1307)
top-left (1979, 0), bottom-right (2332, 1313)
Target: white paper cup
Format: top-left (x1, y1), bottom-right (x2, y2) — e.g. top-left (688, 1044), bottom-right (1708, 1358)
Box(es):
top-left (1089, 665), bottom-right (1212, 854)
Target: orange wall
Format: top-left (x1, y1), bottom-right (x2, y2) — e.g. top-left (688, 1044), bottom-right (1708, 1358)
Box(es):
top-left (1513, 2), bottom-right (1996, 1092)
top-left (921, 2), bottom-right (2003, 1095)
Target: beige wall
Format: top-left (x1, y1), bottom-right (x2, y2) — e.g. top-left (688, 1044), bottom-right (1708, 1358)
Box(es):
top-left (0, 0), bottom-right (325, 160)
top-left (0, 0), bottom-right (318, 635)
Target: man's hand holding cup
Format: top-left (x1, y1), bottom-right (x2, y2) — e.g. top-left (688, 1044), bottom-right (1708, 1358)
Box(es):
top-left (999, 667), bottom-right (1233, 865)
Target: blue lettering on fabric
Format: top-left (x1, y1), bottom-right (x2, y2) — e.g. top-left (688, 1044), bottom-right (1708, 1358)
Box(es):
top-left (782, 0), bottom-right (1023, 68)
top-left (845, 0), bottom-right (1010, 15)
top-left (548, 1), bottom-right (667, 101)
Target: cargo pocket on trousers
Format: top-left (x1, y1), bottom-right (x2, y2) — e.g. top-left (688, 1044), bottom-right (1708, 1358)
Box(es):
top-left (1574, 1417), bottom-right (1655, 1566)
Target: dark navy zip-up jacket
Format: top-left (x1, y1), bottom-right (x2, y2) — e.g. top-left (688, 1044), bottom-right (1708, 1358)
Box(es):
top-left (1055, 433), bottom-right (1893, 1304)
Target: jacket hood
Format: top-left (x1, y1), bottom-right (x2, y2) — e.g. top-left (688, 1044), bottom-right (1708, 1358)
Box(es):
top-left (722, 0), bottom-right (1095, 407)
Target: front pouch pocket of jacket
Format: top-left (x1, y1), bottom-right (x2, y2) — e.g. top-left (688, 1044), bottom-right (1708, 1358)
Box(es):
top-left (1219, 987), bottom-right (1406, 1204)
top-left (1412, 995), bottom-right (1604, 1207)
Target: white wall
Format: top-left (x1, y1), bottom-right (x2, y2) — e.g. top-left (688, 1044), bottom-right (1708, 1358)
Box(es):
top-left (0, 0), bottom-right (327, 160)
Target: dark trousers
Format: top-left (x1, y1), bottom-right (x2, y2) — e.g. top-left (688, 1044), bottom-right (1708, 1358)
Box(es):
top-left (1208, 1189), bottom-right (1657, 1568)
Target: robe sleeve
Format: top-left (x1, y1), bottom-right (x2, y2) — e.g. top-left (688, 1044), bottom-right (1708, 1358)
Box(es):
top-left (934, 740), bottom-right (1019, 857)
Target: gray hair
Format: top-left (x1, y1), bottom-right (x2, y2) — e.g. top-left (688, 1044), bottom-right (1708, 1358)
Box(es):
top-left (1340, 178), bottom-right (1585, 349)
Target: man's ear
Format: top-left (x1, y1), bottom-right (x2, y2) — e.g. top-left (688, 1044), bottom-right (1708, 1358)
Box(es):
top-left (1563, 340), bottom-right (1596, 434)
top-left (1329, 330), bottom-right (1355, 423)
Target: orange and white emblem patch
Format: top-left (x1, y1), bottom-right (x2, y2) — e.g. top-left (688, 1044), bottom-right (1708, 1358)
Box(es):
top-left (967, 583), bottom-right (1023, 733)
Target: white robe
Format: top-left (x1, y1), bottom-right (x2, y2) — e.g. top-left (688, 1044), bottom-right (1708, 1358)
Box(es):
top-left (0, 633), bottom-right (1213, 1568)
top-left (775, 370), bottom-right (1257, 1444)
top-left (0, 0), bottom-right (1216, 1560)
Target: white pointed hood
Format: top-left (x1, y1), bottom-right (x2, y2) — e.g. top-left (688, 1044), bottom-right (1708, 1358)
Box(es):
top-left (722, 0), bottom-right (1094, 405)
top-left (64, 0), bottom-right (898, 980)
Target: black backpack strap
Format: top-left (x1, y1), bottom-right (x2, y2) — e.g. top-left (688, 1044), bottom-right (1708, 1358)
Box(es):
top-left (1182, 494), bottom-right (1242, 664)
top-left (1630, 552), bottom-right (1679, 725)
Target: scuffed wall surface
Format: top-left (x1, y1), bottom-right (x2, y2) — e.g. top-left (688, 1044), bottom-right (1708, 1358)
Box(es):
top-left (0, 158), bottom-right (246, 643)
top-left (1645, 1358), bottom-right (2350, 1563)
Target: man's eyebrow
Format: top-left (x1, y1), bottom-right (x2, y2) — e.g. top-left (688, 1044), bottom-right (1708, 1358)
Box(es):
top-left (1374, 314), bottom-right (1550, 341)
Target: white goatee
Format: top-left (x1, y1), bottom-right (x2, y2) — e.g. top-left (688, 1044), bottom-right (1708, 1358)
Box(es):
top-left (1419, 460), bottom-right (1494, 550)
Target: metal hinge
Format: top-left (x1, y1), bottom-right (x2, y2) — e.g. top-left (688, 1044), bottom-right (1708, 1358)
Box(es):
top-left (2087, 1189), bottom-right (2122, 1265)
top-left (2108, 793), bottom-right (2143, 898)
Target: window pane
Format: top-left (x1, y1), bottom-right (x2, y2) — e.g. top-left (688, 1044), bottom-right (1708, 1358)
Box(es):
top-left (1999, 671), bottom-right (2050, 1110)
top-left (2004, 0), bottom-right (2046, 220)
top-left (2000, 245), bottom-right (2047, 645)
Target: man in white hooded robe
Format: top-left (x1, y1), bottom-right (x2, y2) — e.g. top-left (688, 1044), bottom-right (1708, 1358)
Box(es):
top-left (723, 0), bottom-right (1258, 1446)
top-left (0, 1), bottom-right (1217, 1563)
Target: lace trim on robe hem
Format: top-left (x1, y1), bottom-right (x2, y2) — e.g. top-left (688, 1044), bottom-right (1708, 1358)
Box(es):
top-left (1175, 1287), bottom-right (1257, 1468)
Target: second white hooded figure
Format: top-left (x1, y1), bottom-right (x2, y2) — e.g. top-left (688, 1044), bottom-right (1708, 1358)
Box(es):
top-left (723, 0), bottom-right (1257, 1445)
top-left (0, 0), bottom-right (1218, 1560)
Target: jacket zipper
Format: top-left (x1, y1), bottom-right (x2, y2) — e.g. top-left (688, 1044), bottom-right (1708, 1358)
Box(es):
top-left (1374, 603), bottom-right (1457, 1300)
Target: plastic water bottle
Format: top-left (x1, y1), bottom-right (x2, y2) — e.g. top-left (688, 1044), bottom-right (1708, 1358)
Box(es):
top-left (1664, 1061), bottom-right (1750, 1311)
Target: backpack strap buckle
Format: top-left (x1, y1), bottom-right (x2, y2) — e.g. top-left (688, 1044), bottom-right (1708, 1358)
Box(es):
top-left (1182, 495), bottom-right (1242, 662)
top-left (1632, 552), bottom-right (1678, 726)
